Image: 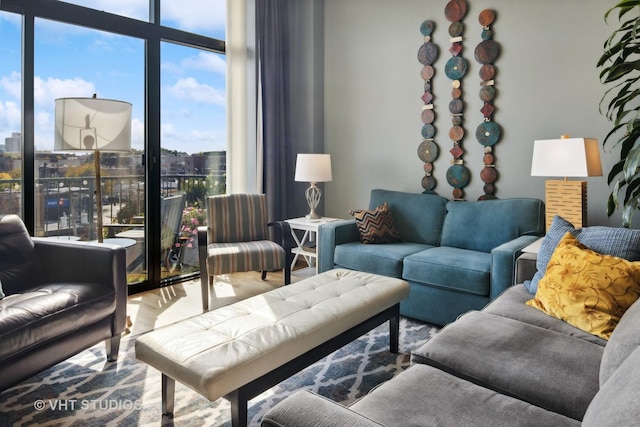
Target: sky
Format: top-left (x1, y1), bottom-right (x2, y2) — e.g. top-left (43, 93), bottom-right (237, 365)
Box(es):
top-left (0, 0), bottom-right (227, 155)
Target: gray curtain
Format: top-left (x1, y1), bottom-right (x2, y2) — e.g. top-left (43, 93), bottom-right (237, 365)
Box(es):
top-left (257, 0), bottom-right (292, 222)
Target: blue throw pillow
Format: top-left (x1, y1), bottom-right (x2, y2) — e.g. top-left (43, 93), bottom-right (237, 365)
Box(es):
top-left (525, 215), bottom-right (640, 294)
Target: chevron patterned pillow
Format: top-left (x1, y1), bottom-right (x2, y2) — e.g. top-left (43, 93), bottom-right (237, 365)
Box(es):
top-left (349, 202), bottom-right (402, 244)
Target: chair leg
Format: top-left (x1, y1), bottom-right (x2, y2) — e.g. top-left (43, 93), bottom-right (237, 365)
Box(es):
top-left (105, 334), bottom-right (121, 362)
top-left (201, 272), bottom-right (210, 312)
top-left (261, 271), bottom-right (267, 280)
top-left (284, 264), bottom-right (291, 286)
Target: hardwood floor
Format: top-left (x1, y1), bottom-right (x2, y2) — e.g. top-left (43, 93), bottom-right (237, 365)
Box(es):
top-left (125, 270), bottom-right (302, 336)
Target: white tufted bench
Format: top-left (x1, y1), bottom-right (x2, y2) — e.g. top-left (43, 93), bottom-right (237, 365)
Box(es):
top-left (135, 268), bottom-right (409, 427)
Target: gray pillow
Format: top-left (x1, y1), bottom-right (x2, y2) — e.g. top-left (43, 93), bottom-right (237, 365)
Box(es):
top-left (524, 215), bottom-right (640, 294)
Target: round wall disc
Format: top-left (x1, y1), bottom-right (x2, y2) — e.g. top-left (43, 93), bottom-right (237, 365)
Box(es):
top-left (478, 9), bottom-right (496, 27)
top-left (483, 153), bottom-right (494, 165)
top-left (422, 175), bottom-right (437, 191)
top-left (479, 86), bottom-right (496, 102)
top-left (479, 64), bottom-right (495, 80)
top-left (420, 20), bottom-right (436, 36)
top-left (480, 166), bottom-right (497, 183)
top-left (448, 22), bottom-right (464, 37)
top-left (452, 188), bottom-right (464, 199)
top-left (418, 140), bottom-right (439, 163)
top-left (449, 99), bottom-right (464, 114)
top-left (474, 39), bottom-right (500, 64)
top-left (449, 126), bottom-right (464, 141)
top-left (422, 124), bottom-right (436, 139)
top-left (421, 65), bottom-right (435, 80)
top-left (445, 0), bottom-right (468, 23)
top-left (423, 162), bottom-right (434, 173)
top-left (475, 121), bottom-right (501, 146)
top-left (445, 57), bottom-right (468, 80)
top-left (418, 42), bottom-right (439, 65)
top-left (421, 109), bottom-right (435, 124)
top-left (446, 164), bottom-right (470, 188)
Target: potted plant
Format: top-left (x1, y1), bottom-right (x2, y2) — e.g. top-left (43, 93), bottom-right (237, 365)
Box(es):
top-left (598, 0), bottom-right (640, 227)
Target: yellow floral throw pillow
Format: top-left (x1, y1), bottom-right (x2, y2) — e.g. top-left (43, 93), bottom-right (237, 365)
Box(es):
top-left (526, 232), bottom-right (640, 340)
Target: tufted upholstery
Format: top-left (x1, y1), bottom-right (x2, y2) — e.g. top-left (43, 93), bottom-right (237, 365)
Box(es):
top-left (135, 269), bottom-right (409, 404)
top-left (198, 194), bottom-right (293, 311)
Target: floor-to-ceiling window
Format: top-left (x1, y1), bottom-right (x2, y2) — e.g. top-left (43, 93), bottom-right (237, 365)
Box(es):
top-left (0, 0), bottom-right (226, 294)
top-left (0, 11), bottom-right (22, 217)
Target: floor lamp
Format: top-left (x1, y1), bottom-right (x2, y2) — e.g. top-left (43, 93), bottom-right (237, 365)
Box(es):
top-left (531, 136), bottom-right (602, 230)
top-left (54, 96), bottom-right (132, 242)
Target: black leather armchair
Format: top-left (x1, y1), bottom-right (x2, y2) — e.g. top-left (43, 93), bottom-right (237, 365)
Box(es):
top-left (0, 214), bottom-right (127, 391)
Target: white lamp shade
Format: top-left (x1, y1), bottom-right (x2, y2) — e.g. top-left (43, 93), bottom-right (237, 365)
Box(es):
top-left (531, 137), bottom-right (603, 177)
top-left (54, 97), bottom-right (132, 152)
top-left (294, 154), bottom-right (333, 183)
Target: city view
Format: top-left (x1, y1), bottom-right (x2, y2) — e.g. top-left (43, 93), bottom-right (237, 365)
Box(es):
top-left (0, 1), bottom-right (227, 284)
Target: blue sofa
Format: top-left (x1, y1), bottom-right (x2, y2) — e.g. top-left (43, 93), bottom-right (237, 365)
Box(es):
top-left (318, 189), bottom-right (545, 325)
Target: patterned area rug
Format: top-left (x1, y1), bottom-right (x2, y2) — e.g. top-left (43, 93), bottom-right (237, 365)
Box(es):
top-left (0, 317), bottom-right (438, 426)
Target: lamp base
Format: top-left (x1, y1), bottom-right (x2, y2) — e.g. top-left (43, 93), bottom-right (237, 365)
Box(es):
top-left (305, 183), bottom-right (322, 221)
top-left (545, 180), bottom-right (587, 230)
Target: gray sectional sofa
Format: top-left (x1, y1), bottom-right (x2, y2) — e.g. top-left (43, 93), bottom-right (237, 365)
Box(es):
top-left (318, 189), bottom-right (545, 325)
top-left (262, 252), bottom-right (640, 426)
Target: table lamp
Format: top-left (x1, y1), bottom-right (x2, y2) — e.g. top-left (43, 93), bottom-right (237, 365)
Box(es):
top-left (54, 96), bottom-right (132, 242)
top-left (294, 153), bottom-right (332, 220)
top-left (531, 135), bottom-right (602, 230)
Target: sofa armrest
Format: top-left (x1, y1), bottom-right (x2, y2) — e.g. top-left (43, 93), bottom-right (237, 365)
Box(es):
top-left (33, 238), bottom-right (128, 333)
top-left (317, 219), bottom-right (360, 273)
top-left (516, 252), bottom-right (538, 284)
top-left (490, 235), bottom-right (540, 299)
top-left (262, 390), bottom-right (384, 427)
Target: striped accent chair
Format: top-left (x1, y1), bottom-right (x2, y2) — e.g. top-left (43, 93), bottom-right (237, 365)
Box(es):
top-left (197, 194), bottom-right (293, 311)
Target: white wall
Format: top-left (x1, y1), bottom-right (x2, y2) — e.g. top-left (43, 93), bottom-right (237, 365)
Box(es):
top-left (322, 0), bottom-right (623, 226)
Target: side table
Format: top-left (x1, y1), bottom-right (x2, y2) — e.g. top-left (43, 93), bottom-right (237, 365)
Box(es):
top-left (285, 216), bottom-right (339, 277)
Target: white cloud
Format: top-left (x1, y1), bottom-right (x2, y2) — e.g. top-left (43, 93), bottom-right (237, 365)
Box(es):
top-left (0, 101), bottom-right (21, 137)
top-left (34, 76), bottom-right (96, 107)
top-left (168, 77), bottom-right (225, 107)
top-left (0, 71), bottom-right (21, 100)
top-left (182, 52), bottom-right (226, 75)
top-left (161, 0), bottom-right (225, 34)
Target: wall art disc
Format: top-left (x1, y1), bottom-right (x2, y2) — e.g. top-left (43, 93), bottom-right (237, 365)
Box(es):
top-left (479, 64), bottom-right (495, 80)
top-left (418, 42), bottom-right (439, 65)
top-left (474, 39), bottom-right (500, 64)
top-left (445, 57), bottom-right (468, 80)
top-left (479, 86), bottom-right (496, 102)
top-left (475, 121), bottom-right (501, 146)
top-left (478, 9), bottom-right (496, 27)
top-left (448, 22), bottom-right (464, 37)
top-left (422, 124), bottom-right (436, 139)
top-left (444, 0), bottom-right (468, 22)
top-left (449, 99), bottom-right (464, 114)
top-left (421, 65), bottom-right (435, 80)
top-left (480, 166), bottom-right (497, 184)
top-left (446, 164), bottom-right (470, 188)
top-left (418, 140), bottom-right (439, 163)
top-left (422, 175), bottom-right (437, 191)
top-left (421, 109), bottom-right (435, 124)
top-left (420, 20), bottom-right (436, 36)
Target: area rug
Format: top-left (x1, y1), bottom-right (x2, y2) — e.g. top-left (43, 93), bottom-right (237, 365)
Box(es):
top-left (0, 317), bottom-right (438, 426)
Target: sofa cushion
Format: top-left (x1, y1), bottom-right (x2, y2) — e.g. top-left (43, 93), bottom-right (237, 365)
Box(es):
top-left (526, 233), bottom-right (640, 340)
top-left (525, 215), bottom-right (640, 293)
top-left (403, 246), bottom-right (490, 296)
top-left (349, 202), bottom-right (402, 244)
top-left (349, 363), bottom-right (580, 427)
top-left (0, 283), bottom-right (116, 363)
top-left (368, 189), bottom-right (447, 246)
top-left (334, 241), bottom-right (432, 278)
top-left (484, 285), bottom-right (607, 346)
top-left (440, 198), bottom-right (544, 253)
top-left (411, 311), bottom-right (603, 420)
top-left (600, 297), bottom-right (640, 386)
top-left (583, 346), bottom-right (640, 427)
